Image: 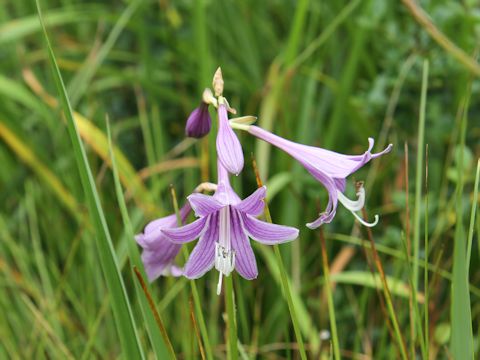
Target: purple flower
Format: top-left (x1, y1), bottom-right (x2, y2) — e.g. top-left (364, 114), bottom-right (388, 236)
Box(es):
top-left (248, 125), bottom-right (392, 229)
top-left (135, 204), bottom-right (191, 282)
top-left (216, 98), bottom-right (244, 175)
top-left (162, 161), bottom-right (298, 294)
top-left (185, 102), bottom-right (211, 138)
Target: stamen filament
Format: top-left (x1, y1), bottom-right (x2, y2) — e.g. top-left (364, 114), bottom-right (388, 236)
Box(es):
top-left (337, 186), bottom-right (379, 227)
top-left (215, 206), bottom-right (236, 294)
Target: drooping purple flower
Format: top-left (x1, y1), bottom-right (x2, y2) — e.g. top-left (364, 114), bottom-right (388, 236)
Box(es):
top-left (247, 125), bottom-right (392, 229)
top-left (185, 102), bottom-right (211, 138)
top-left (135, 204), bottom-right (191, 282)
top-left (216, 98), bottom-right (244, 175)
top-left (162, 161), bottom-right (298, 294)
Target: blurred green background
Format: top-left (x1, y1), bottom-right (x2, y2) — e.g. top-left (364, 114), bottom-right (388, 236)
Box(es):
top-left (1, 0), bottom-right (479, 358)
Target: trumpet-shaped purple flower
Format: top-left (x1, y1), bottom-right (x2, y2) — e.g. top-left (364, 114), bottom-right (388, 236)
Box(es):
top-left (162, 161), bottom-right (298, 294)
top-left (185, 102), bottom-right (211, 138)
top-left (216, 97), bottom-right (244, 175)
top-left (135, 204), bottom-right (191, 282)
top-left (247, 125), bottom-right (392, 229)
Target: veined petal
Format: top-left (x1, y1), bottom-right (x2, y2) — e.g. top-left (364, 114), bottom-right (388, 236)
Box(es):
top-left (305, 210), bottom-right (337, 229)
top-left (214, 181), bottom-right (241, 205)
top-left (188, 193), bottom-right (224, 217)
top-left (138, 204), bottom-right (191, 247)
top-left (183, 213), bottom-right (219, 279)
top-left (241, 213), bottom-right (299, 244)
top-left (231, 209), bottom-right (258, 280)
top-left (233, 186), bottom-right (266, 216)
top-left (143, 213), bottom-right (177, 236)
top-left (249, 125), bottom-right (391, 180)
top-left (216, 103), bottom-right (244, 175)
top-left (306, 191), bottom-right (338, 229)
top-left (162, 216), bottom-right (208, 244)
top-left (140, 241), bottom-right (182, 282)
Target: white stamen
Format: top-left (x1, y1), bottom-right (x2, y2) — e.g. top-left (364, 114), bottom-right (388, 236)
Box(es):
top-left (215, 206), bottom-right (235, 295)
top-left (337, 186), bottom-right (365, 211)
top-left (337, 185), bottom-right (379, 228)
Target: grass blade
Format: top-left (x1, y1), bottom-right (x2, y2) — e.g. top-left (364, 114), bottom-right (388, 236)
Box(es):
top-left (466, 159), bottom-right (480, 274)
top-left (36, 1), bottom-right (145, 358)
top-left (318, 229), bottom-right (340, 360)
top-left (107, 119), bottom-right (175, 359)
top-left (224, 275), bottom-right (238, 360)
top-left (450, 85), bottom-right (474, 360)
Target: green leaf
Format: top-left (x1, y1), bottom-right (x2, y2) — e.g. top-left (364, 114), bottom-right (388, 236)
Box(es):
top-left (36, 1), bottom-right (145, 359)
top-left (107, 119), bottom-right (176, 359)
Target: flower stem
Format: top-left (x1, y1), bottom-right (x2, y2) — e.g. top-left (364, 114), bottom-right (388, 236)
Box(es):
top-left (224, 275), bottom-right (238, 360)
top-left (318, 230), bottom-right (341, 360)
top-left (170, 185), bottom-right (214, 360)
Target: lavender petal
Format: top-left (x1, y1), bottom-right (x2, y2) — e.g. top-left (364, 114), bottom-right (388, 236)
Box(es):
top-left (162, 216), bottom-right (208, 244)
top-left (183, 213), bottom-right (218, 279)
top-left (216, 103), bottom-right (244, 175)
top-left (241, 213), bottom-right (299, 244)
top-left (231, 209), bottom-right (257, 279)
top-left (187, 193), bottom-right (224, 217)
top-left (141, 241), bottom-right (182, 282)
top-left (233, 186), bottom-right (266, 217)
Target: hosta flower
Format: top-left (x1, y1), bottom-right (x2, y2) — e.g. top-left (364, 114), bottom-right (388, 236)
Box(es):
top-left (162, 162), bottom-right (299, 294)
top-left (246, 125), bottom-right (392, 229)
top-left (135, 204), bottom-right (191, 281)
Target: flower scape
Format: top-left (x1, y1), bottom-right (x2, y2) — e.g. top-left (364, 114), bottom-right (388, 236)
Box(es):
top-left (136, 68), bottom-right (392, 295)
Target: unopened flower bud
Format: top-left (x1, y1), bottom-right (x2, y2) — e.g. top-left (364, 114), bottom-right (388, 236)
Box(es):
top-left (185, 102), bottom-right (211, 138)
top-left (212, 67), bottom-right (224, 97)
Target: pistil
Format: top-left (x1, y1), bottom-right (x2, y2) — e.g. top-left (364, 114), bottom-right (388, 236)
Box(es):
top-left (337, 184), bottom-right (379, 227)
top-left (215, 206), bottom-right (235, 294)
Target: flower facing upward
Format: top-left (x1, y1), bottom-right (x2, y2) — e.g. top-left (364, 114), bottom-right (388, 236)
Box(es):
top-left (246, 125), bottom-right (392, 229)
top-left (135, 204), bottom-right (191, 282)
top-left (162, 161), bottom-right (299, 294)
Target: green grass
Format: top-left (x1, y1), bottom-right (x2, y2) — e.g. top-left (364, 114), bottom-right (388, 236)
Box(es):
top-left (1, 0), bottom-right (479, 358)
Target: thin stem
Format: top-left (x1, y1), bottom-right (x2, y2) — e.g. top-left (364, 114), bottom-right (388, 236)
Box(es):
top-left (224, 275), bottom-right (238, 360)
top-left (466, 159), bottom-right (480, 275)
top-left (318, 229), bottom-right (340, 360)
top-left (424, 145), bottom-right (430, 359)
top-left (361, 208), bottom-right (409, 360)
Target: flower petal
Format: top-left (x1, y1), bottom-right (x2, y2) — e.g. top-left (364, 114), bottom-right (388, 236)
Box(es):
top-left (140, 241), bottom-right (182, 282)
top-left (137, 204), bottom-right (192, 247)
top-left (143, 213), bottom-right (177, 236)
top-left (306, 193), bottom-right (338, 229)
top-left (233, 186), bottom-right (266, 217)
top-left (183, 213), bottom-right (219, 279)
top-left (162, 216), bottom-right (208, 244)
top-left (216, 103), bottom-right (244, 175)
top-left (188, 193), bottom-right (224, 217)
top-left (231, 209), bottom-right (257, 280)
top-left (241, 213), bottom-right (299, 244)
